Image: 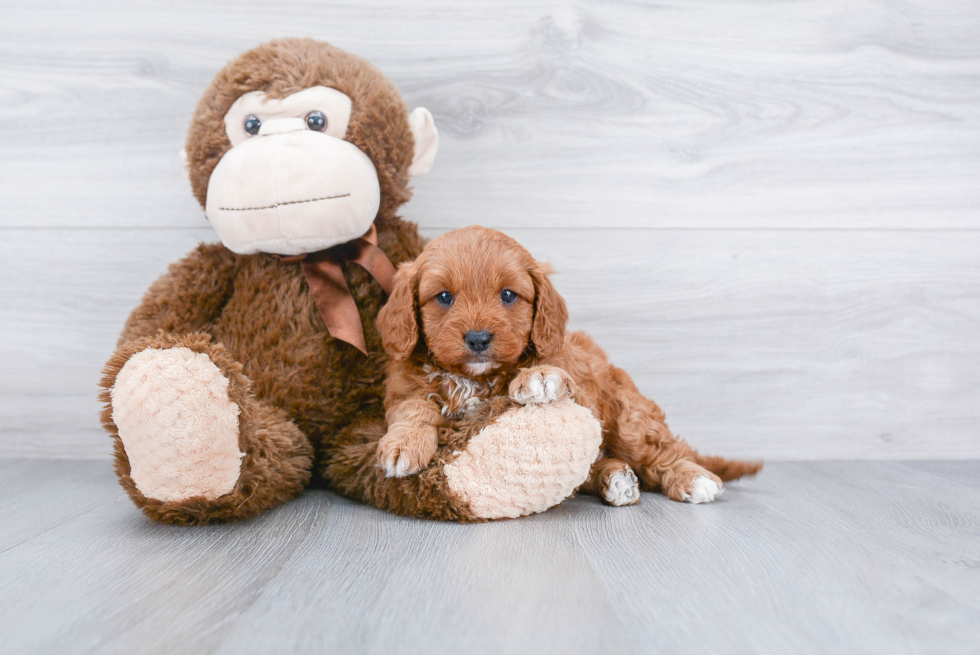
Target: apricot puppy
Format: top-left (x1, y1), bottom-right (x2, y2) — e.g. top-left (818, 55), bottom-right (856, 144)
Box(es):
top-left (375, 226), bottom-right (762, 505)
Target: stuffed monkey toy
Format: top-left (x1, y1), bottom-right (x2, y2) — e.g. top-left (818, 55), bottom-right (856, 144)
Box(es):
top-left (99, 38), bottom-right (601, 525)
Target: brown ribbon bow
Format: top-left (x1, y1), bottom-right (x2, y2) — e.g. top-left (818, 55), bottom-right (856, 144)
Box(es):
top-left (280, 223), bottom-right (396, 354)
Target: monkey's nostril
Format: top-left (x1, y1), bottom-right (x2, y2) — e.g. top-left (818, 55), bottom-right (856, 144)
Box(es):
top-left (464, 330), bottom-right (493, 353)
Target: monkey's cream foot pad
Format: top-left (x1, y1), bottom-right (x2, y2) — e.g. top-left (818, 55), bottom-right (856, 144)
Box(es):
top-left (444, 398), bottom-right (602, 519)
top-left (111, 347), bottom-right (244, 502)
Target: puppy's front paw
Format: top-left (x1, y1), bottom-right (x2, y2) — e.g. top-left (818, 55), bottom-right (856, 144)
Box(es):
top-left (377, 425), bottom-right (438, 478)
top-left (509, 366), bottom-right (574, 405)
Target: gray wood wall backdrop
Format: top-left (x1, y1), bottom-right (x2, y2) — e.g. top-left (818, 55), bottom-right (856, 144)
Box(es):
top-left (1, 0), bottom-right (978, 460)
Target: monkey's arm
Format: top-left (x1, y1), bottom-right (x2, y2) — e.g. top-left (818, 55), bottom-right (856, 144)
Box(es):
top-left (118, 242), bottom-right (239, 344)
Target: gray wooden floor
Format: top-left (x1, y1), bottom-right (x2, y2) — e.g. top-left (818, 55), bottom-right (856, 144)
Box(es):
top-left (1, 460), bottom-right (976, 655)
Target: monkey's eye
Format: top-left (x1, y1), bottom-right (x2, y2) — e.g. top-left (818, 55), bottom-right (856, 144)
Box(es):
top-left (500, 289), bottom-right (518, 305)
top-left (243, 115), bottom-right (262, 136)
top-left (435, 291), bottom-right (453, 307)
top-left (305, 111), bottom-right (327, 132)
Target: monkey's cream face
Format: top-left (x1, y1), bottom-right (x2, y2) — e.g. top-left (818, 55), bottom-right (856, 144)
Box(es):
top-left (204, 86), bottom-right (436, 256)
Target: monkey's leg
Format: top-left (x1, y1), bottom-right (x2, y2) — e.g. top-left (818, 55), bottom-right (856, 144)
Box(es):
top-left (580, 456), bottom-right (641, 506)
top-left (100, 332), bottom-right (313, 525)
top-left (322, 397), bottom-right (602, 521)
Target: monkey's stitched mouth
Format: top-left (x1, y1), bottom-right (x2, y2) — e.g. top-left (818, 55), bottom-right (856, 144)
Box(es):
top-left (218, 193), bottom-right (350, 212)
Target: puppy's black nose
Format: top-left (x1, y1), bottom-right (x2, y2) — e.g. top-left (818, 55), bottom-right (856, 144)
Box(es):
top-left (464, 330), bottom-right (493, 353)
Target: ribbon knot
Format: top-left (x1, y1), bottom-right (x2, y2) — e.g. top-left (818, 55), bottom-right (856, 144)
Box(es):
top-left (280, 223), bottom-right (396, 354)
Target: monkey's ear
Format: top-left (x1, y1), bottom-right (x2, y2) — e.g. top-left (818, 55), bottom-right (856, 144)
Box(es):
top-left (377, 259), bottom-right (422, 360)
top-left (529, 262), bottom-right (569, 359)
top-left (407, 108), bottom-right (439, 177)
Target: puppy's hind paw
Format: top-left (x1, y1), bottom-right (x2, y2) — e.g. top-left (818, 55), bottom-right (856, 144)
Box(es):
top-left (509, 366), bottom-right (574, 405)
top-left (602, 467), bottom-right (641, 506)
top-left (682, 476), bottom-right (724, 504)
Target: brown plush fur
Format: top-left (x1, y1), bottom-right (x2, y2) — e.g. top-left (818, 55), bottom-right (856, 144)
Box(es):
top-left (100, 39), bottom-right (429, 524)
top-left (376, 226), bottom-right (763, 503)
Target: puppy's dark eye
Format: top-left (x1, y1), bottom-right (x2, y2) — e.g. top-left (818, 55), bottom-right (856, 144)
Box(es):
top-left (305, 111), bottom-right (327, 132)
top-left (435, 291), bottom-right (453, 306)
top-left (500, 289), bottom-right (518, 305)
top-left (243, 115), bottom-right (262, 136)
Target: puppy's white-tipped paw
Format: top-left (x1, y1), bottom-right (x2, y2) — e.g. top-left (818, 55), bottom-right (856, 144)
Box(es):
top-left (603, 468), bottom-right (641, 506)
top-left (382, 449), bottom-right (418, 478)
top-left (377, 426), bottom-right (437, 478)
top-left (509, 368), bottom-right (572, 405)
top-left (394, 453), bottom-right (413, 478)
top-left (682, 476), bottom-right (723, 504)
top-left (382, 452), bottom-right (415, 478)
top-left (543, 374), bottom-right (563, 399)
top-left (380, 450), bottom-right (401, 478)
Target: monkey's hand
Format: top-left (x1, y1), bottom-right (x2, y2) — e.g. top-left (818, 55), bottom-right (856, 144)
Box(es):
top-left (509, 365), bottom-right (575, 405)
top-left (377, 423), bottom-right (439, 478)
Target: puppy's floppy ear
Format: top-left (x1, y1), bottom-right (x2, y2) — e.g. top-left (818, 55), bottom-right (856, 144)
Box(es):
top-left (529, 262), bottom-right (568, 358)
top-left (377, 259), bottom-right (421, 360)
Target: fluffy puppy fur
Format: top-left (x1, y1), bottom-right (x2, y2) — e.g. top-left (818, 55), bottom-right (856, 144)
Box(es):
top-left (375, 226), bottom-right (762, 505)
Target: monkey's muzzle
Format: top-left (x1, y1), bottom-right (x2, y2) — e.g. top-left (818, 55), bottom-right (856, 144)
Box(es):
top-left (205, 130), bottom-right (381, 256)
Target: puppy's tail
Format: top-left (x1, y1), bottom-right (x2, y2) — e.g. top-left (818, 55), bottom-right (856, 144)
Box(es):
top-left (694, 452), bottom-right (763, 482)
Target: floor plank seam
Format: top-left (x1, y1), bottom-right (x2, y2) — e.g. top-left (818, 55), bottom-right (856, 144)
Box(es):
top-left (0, 494), bottom-right (121, 555)
top-left (208, 500), bottom-right (330, 650)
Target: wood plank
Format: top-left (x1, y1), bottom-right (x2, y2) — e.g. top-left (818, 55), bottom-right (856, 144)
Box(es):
top-left (896, 460), bottom-right (980, 490)
top-left (2, 227), bottom-right (979, 459)
top-left (568, 461), bottom-right (980, 654)
top-left (213, 494), bottom-right (631, 655)
top-left (1, 0), bottom-right (978, 230)
top-left (0, 460), bottom-right (976, 654)
top-left (0, 475), bottom-right (323, 655)
top-left (0, 459), bottom-right (121, 553)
